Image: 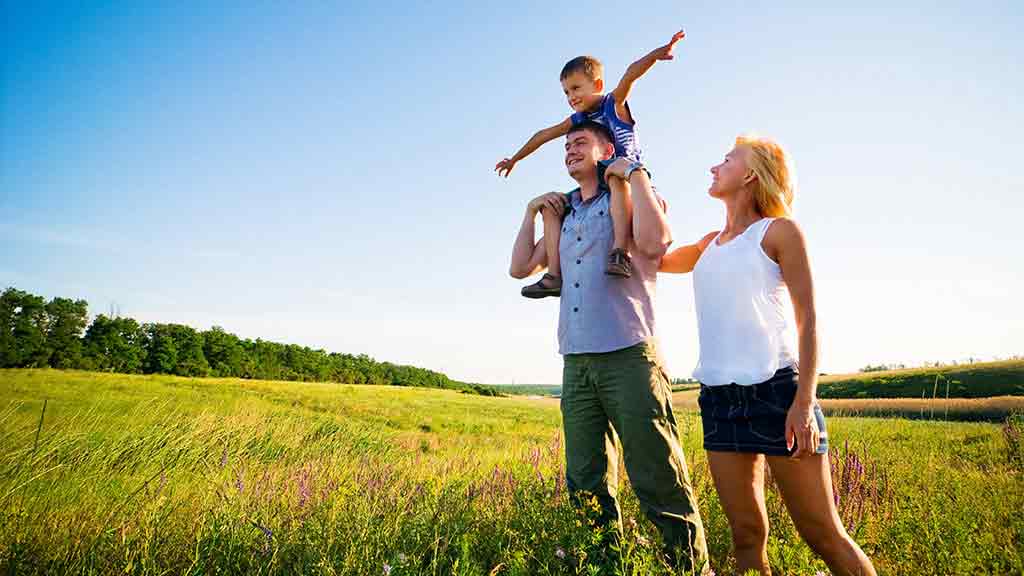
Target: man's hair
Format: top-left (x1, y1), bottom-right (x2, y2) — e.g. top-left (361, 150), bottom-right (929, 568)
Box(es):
top-left (560, 55), bottom-right (604, 81)
top-left (567, 120), bottom-right (614, 147)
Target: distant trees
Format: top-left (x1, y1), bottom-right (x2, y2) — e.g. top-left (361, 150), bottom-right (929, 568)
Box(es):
top-left (83, 315), bottom-right (147, 373)
top-left (0, 286), bottom-right (477, 393)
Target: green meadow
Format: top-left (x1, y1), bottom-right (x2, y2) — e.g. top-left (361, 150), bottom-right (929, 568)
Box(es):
top-left (2, 369), bottom-right (1023, 575)
top-left (817, 360), bottom-right (1024, 399)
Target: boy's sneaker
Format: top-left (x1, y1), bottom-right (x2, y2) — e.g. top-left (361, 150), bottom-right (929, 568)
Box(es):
top-left (605, 248), bottom-right (632, 278)
top-left (521, 273), bottom-right (562, 299)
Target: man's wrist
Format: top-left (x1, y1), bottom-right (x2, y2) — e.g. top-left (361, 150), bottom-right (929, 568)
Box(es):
top-left (624, 160), bottom-right (648, 181)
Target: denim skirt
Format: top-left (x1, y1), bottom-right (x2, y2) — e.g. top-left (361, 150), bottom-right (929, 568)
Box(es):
top-left (697, 366), bottom-right (828, 456)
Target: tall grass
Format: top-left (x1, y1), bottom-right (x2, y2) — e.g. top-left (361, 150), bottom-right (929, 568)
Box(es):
top-left (1, 369), bottom-right (1022, 575)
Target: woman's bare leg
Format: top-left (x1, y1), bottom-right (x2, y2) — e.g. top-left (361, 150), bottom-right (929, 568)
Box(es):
top-left (707, 451), bottom-right (772, 575)
top-left (766, 454), bottom-right (877, 576)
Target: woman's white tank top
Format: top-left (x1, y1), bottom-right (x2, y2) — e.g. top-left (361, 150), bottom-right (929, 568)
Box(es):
top-left (692, 217), bottom-right (797, 386)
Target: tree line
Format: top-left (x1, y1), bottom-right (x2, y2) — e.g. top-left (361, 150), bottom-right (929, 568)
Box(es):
top-left (0, 287), bottom-right (498, 395)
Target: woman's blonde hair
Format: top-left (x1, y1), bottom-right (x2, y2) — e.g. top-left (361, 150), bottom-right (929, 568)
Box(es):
top-left (735, 134), bottom-right (796, 217)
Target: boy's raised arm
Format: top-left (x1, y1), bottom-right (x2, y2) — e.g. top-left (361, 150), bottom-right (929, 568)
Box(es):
top-left (611, 30), bottom-right (685, 116)
top-left (496, 117), bottom-right (573, 178)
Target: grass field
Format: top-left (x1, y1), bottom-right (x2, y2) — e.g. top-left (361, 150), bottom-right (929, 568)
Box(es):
top-left (2, 369), bottom-right (1023, 575)
top-left (817, 360), bottom-right (1024, 399)
top-left (499, 360), bottom-right (1024, 404)
top-left (667, 392), bottom-right (1024, 423)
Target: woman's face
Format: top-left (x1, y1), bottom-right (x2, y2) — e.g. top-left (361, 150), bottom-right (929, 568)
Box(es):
top-left (709, 146), bottom-right (749, 199)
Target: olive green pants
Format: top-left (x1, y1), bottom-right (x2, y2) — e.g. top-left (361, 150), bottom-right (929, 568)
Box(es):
top-left (561, 340), bottom-right (709, 572)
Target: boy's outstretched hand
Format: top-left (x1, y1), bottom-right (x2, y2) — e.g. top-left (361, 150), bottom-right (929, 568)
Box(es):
top-left (654, 29), bottom-right (685, 61)
top-left (495, 157), bottom-right (517, 178)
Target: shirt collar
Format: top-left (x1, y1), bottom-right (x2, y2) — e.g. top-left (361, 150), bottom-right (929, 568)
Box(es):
top-left (568, 182), bottom-right (610, 209)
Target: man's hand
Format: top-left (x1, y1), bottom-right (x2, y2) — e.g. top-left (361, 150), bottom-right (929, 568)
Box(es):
top-left (653, 29), bottom-right (685, 61)
top-left (495, 158), bottom-right (517, 178)
top-left (527, 192), bottom-right (567, 218)
top-left (602, 158), bottom-right (634, 182)
top-left (785, 399), bottom-right (820, 458)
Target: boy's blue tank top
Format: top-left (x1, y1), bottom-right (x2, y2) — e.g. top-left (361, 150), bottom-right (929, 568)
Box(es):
top-left (570, 93), bottom-right (641, 162)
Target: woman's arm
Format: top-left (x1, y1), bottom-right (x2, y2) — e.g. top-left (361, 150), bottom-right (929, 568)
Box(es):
top-left (659, 231), bottom-right (718, 273)
top-left (764, 218), bottom-right (819, 457)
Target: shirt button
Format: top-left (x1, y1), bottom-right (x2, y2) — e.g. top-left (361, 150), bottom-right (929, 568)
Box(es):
top-left (573, 307), bottom-right (579, 312)
top-left (574, 282), bottom-right (580, 288)
top-left (577, 236), bottom-right (582, 242)
top-left (599, 211), bottom-right (604, 215)
top-left (576, 259), bottom-right (581, 265)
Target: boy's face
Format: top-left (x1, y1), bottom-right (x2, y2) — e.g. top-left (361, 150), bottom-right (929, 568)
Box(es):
top-left (561, 72), bottom-right (604, 113)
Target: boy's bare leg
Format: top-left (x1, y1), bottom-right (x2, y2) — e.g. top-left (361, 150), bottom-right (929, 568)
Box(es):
top-left (521, 206), bottom-right (563, 298)
top-left (609, 176), bottom-right (633, 252)
top-left (606, 176), bottom-right (634, 278)
top-left (542, 206), bottom-right (562, 281)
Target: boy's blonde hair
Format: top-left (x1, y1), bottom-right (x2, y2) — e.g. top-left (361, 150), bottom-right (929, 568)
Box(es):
top-left (735, 134), bottom-right (796, 218)
top-left (560, 56), bottom-right (604, 82)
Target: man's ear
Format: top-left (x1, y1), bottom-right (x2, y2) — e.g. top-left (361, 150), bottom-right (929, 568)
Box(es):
top-left (603, 143), bottom-right (615, 159)
top-left (594, 77), bottom-right (604, 92)
top-left (744, 171), bottom-right (758, 185)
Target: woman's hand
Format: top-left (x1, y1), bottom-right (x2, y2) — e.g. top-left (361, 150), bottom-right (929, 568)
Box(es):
top-left (785, 398), bottom-right (820, 458)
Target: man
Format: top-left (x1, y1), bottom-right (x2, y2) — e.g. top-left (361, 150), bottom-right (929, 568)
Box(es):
top-left (508, 120), bottom-right (709, 572)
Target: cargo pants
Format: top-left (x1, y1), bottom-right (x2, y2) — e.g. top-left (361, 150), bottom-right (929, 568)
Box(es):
top-left (561, 340), bottom-right (709, 573)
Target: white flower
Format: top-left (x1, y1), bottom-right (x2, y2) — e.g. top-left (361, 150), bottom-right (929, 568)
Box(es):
top-left (555, 547), bottom-right (566, 559)
top-left (382, 564), bottom-right (392, 575)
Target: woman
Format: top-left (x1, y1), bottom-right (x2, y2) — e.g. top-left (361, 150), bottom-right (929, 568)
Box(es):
top-left (659, 135), bottom-right (877, 575)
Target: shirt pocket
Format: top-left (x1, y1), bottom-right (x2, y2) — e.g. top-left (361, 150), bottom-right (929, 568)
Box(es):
top-left (580, 203), bottom-right (613, 255)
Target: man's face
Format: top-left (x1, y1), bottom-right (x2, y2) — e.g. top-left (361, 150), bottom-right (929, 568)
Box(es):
top-left (564, 129), bottom-right (613, 179)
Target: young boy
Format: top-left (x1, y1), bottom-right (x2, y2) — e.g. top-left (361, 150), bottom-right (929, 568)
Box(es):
top-left (496, 30), bottom-right (685, 298)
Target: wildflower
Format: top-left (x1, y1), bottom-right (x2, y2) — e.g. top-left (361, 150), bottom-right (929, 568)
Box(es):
top-left (816, 571), bottom-right (828, 576)
top-left (555, 547), bottom-right (566, 559)
top-left (397, 553), bottom-right (407, 563)
top-left (383, 563), bottom-right (392, 575)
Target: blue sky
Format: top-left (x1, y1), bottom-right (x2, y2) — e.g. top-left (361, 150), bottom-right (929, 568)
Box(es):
top-left (3, 1), bottom-right (1022, 384)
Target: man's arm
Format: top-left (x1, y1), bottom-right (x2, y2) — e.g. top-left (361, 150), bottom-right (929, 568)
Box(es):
top-left (605, 160), bottom-right (671, 258)
top-left (611, 30), bottom-right (685, 121)
top-left (509, 192), bottom-right (566, 278)
top-left (496, 117), bottom-right (574, 178)
top-left (659, 231), bottom-right (718, 273)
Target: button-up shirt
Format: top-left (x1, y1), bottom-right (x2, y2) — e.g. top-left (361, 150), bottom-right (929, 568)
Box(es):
top-left (557, 184), bottom-right (664, 355)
